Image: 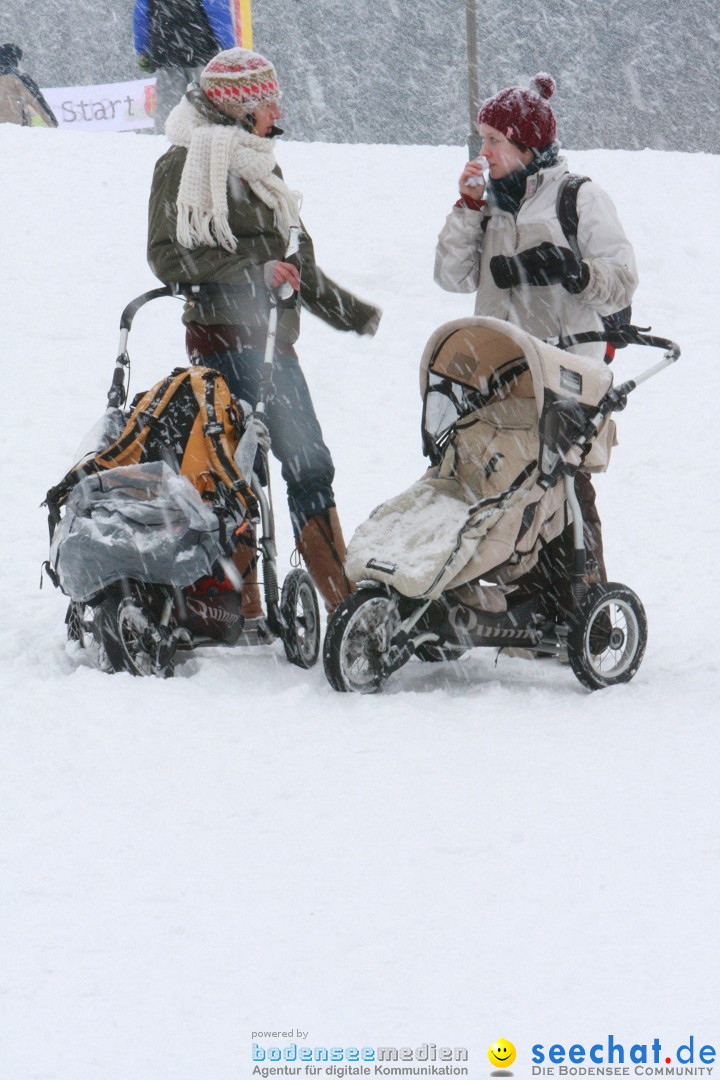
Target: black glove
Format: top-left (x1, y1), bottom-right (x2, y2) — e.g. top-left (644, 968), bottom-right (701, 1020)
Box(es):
top-left (490, 243), bottom-right (590, 293)
top-left (359, 307), bottom-right (382, 336)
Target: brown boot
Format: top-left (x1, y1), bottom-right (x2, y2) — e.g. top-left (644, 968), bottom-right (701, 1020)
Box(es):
top-left (230, 523), bottom-right (264, 620)
top-left (297, 507), bottom-right (354, 614)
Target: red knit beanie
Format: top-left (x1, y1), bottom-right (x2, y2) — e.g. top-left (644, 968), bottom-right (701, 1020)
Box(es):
top-left (477, 73), bottom-right (557, 150)
top-left (200, 48), bottom-right (281, 115)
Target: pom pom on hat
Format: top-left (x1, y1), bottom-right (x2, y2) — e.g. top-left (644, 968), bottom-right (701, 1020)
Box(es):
top-left (478, 72), bottom-right (557, 150)
top-left (200, 47), bottom-right (281, 116)
top-left (529, 73), bottom-right (555, 100)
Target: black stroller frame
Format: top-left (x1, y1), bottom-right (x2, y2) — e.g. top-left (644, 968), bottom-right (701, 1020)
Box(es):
top-left (323, 325), bottom-right (680, 693)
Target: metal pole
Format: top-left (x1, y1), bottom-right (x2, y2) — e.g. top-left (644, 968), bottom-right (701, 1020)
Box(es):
top-left (465, 0), bottom-right (481, 160)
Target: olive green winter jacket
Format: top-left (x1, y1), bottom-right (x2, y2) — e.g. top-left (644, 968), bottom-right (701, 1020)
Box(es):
top-left (147, 100), bottom-right (378, 347)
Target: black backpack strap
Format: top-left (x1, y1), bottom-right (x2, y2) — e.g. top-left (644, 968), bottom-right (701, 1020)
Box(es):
top-left (556, 174), bottom-right (591, 260)
top-left (556, 174), bottom-right (632, 355)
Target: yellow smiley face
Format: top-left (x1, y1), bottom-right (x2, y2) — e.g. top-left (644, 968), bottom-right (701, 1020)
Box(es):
top-left (488, 1040), bottom-right (516, 1069)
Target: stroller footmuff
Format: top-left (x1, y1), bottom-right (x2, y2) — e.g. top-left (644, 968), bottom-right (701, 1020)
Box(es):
top-left (324, 316), bottom-right (678, 693)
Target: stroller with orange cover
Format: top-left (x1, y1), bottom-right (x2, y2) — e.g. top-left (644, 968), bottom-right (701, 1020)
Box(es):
top-left (44, 281), bottom-right (320, 677)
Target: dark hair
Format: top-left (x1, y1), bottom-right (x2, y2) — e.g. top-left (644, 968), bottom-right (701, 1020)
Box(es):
top-left (0, 43), bottom-right (21, 63)
top-left (0, 43), bottom-right (22, 71)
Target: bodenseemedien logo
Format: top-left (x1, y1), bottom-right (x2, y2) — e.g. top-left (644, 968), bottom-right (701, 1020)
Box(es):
top-left (251, 1041), bottom-right (470, 1076)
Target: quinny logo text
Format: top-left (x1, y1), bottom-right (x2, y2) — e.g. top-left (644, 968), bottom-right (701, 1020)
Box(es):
top-left (532, 1037), bottom-right (716, 1075)
top-left (185, 595), bottom-right (240, 626)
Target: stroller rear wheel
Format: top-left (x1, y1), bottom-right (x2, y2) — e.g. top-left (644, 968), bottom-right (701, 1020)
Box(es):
top-left (567, 582), bottom-right (647, 690)
top-left (323, 588), bottom-right (401, 693)
top-left (95, 584), bottom-right (176, 678)
top-left (280, 568), bottom-right (320, 669)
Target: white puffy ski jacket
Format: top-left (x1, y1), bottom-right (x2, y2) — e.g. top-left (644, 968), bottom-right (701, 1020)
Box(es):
top-left (434, 158), bottom-right (638, 358)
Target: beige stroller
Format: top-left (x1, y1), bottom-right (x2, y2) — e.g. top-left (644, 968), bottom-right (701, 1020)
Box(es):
top-left (323, 316), bottom-right (679, 692)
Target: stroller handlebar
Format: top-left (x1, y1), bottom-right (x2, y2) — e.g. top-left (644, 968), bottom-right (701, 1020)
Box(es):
top-left (550, 325), bottom-right (680, 415)
top-left (119, 286), bottom-right (177, 332)
top-left (551, 325), bottom-right (681, 363)
top-left (110, 269), bottom-right (304, 410)
top-left (111, 283), bottom-right (249, 408)
top-left (119, 280), bottom-right (278, 333)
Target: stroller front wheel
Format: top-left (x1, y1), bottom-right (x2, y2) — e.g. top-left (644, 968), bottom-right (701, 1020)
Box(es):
top-left (323, 588), bottom-right (401, 693)
top-left (567, 582), bottom-right (647, 690)
top-left (280, 568), bottom-right (320, 669)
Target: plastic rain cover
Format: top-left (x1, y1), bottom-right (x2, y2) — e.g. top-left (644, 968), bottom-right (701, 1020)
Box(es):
top-left (49, 461), bottom-right (225, 601)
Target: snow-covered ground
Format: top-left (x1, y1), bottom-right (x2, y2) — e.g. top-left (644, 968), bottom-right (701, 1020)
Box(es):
top-left (2, 126), bottom-right (719, 1079)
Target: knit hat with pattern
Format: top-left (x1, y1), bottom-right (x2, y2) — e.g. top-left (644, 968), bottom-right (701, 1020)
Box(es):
top-left (477, 73), bottom-right (557, 150)
top-left (200, 48), bottom-right (281, 116)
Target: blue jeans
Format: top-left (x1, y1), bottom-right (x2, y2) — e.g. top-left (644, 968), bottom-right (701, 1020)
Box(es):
top-left (194, 343), bottom-right (336, 536)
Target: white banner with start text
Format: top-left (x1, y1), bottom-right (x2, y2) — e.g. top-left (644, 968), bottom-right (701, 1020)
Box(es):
top-left (40, 78), bottom-right (157, 131)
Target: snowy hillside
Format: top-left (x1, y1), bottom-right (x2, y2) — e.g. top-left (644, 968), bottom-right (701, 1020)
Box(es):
top-left (2, 126), bottom-right (720, 1079)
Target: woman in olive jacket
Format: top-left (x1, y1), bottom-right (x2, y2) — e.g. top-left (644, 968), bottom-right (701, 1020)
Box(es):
top-left (147, 48), bottom-right (381, 618)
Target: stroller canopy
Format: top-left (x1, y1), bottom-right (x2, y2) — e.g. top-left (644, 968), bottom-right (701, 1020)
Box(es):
top-left (420, 317), bottom-right (613, 480)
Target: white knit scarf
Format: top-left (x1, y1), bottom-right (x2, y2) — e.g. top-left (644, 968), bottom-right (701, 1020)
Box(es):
top-left (165, 95), bottom-right (302, 253)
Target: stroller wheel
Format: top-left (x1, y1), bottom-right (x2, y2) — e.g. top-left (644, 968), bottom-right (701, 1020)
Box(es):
top-left (323, 588), bottom-right (401, 693)
top-left (95, 584), bottom-right (176, 678)
top-left (280, 568), bottom-right (320, 669)
top-left (66, 601), bottom-right (91, 646)
top-left (567, 582), bottom-right (647, 690)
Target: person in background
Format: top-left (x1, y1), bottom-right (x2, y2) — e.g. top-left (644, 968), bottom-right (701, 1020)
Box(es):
top-left (133, 0), bottom-right (237, 133)
top-left (434, 73), bottom-right (638, 616)
top-left (147, 48), bottom-right (382, 621)
top-left (0, 44), bottom-right (58, 127)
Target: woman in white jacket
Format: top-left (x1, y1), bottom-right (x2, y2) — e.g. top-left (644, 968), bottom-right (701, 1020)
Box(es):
top-left (434, 74), bottom-right (637, 359)
top-left (434, 74), bottom-right (637, 605)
